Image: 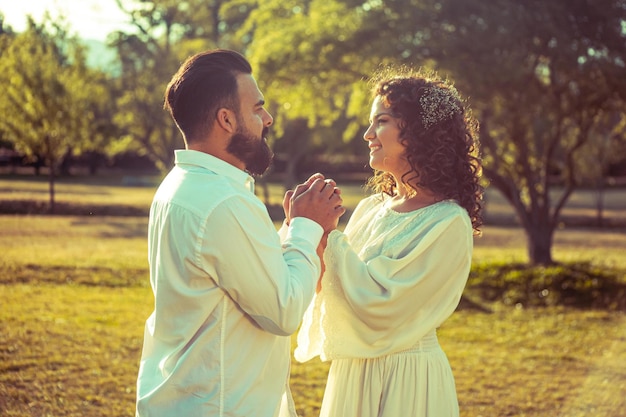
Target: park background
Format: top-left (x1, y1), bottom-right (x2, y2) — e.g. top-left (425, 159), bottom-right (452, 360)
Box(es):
top-left (1, 0), bottom-right (626, 416)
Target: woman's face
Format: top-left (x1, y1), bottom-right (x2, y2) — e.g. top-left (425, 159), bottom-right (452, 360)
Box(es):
top-left (363, 96), bottom-right (409, 176)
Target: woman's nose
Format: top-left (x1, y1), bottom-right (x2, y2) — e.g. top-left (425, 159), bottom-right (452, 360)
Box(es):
top-left (363, 124), bottom-right (374, 141)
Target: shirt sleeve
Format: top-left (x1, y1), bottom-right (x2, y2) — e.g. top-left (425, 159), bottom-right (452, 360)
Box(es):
top-left (198, 195), bottom-right (323, 336)
top-left (296, 206), bottom-right (473, 361)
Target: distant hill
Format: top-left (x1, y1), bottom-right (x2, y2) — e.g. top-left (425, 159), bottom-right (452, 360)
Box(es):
top-left (81, 38), bottom-right (121, 76)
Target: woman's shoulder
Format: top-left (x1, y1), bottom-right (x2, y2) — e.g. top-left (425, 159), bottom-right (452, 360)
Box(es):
top-left (411, 200), bottom-right (472, 239)
top-left (383, 198), bottom-right (465, 219)
top-left (433, 199), bottom-right (467, 215)
top-left (419, 200), bottom-right (470, 225)
top-left (353, 193), bottom-right (386, 213)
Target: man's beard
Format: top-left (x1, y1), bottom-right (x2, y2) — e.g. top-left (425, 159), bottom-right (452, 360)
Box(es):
top-left (226, 125), bottom-right (274, 176)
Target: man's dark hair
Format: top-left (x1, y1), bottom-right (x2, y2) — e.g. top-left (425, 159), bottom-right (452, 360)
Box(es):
top-left (164, 49), bottom-right (252, 144)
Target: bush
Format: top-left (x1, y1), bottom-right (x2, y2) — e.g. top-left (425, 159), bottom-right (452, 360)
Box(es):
top-left (467, 261), bottom-right (626, 310)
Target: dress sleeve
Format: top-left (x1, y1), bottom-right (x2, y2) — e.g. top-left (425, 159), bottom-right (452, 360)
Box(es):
top-left (201, 195), bottom-right (323, 336)
top-left (296, 205), bottom-right (472, 361)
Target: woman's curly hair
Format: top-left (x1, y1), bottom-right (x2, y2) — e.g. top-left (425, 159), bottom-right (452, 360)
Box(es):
top-left (366, 68), bottom-right (484, 234)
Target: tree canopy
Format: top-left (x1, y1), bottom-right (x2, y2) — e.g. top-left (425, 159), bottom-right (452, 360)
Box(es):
top-left (1, 0), bottom-right (625, 264)
top-left (0, 16), bottom-right (116, 211)
top-left (423, 0), bottom-right (626, 264)
top-left (243, 0), bottom-right (626, 264)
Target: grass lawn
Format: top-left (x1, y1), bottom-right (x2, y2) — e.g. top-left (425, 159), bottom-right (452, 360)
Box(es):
top-left (1, 175), bottom-right (626, 416)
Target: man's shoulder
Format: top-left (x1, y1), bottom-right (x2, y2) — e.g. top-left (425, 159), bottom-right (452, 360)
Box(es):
top-left (155, 170), bottom-right (258, 217)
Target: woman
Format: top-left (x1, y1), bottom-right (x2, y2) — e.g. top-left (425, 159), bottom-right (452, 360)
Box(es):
top-left (294, 68), bottom-right (483, 417)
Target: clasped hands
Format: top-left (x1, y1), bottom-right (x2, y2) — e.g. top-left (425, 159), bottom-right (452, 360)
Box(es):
top-left (282, 173), bottom-right (345, 233)
top-left (283, 173), bottom-right (345, 292)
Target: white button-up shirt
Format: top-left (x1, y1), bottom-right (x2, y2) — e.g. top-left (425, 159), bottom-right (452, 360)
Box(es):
top-left (137, 150), bottom-right (323, 417)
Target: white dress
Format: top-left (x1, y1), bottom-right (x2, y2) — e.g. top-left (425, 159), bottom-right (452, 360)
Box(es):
top-left (295, 194), bottom-right (473, 417)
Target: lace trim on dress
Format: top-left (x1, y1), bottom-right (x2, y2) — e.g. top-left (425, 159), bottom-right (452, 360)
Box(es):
top-left (382, 200), bottom-right (458, 254)
top-left (348, 199), bottom-right (458, 262)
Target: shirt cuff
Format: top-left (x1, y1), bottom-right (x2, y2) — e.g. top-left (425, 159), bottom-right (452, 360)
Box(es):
top-left (287, 217), bottom-right (324, 247)
top-left (277, 220), bottom-right (289, 242)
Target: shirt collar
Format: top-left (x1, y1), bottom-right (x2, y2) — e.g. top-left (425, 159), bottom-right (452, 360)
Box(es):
top-left (174, 149), bottom-right (255, 193)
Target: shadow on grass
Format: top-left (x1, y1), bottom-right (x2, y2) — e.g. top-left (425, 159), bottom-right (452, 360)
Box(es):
top-left (0, 200), bottom-right (148, 216)
top-left (1, 264), bottom-right (149, 287)
top-left (70, 217), bottom-right (148, 238)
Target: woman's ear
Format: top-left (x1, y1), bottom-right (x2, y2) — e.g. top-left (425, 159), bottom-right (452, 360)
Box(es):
top-left (216, 108), bottom-right (236, 133)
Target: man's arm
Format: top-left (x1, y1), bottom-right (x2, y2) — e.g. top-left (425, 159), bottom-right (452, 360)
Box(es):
top-left (199, 194), bottom-right (329, 335)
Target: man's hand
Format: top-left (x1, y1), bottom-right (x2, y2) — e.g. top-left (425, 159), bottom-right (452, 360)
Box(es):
top-left (290, 176), bottom-right (345, 233)
top-left (282, 173), bottom-right (325, 225)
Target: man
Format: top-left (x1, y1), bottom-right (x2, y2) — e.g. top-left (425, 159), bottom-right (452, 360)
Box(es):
top-left (136, 49), bottom-right (345, 417)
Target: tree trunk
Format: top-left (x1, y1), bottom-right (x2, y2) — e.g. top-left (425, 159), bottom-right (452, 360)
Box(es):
top-left (281, 119), bottom-right (311, 190)
top-left (283, 157), bottom-right (300, 190)
top-left (87, 151), bottom-right (102, 175)
top-left (526, 223), bottom-right (554, 265)
top-left (595, 179), bottom-right (605, 227)
top-left (59, 148), bottom-right (73, 176)
top-left (48, 163), bottom-right (56, 214)
top-left (254, 177), bottom-right (271, 205)
top-left (33, 155), bottom-right (44, 176)
top-left (45, 136), bottom-right (56, 214)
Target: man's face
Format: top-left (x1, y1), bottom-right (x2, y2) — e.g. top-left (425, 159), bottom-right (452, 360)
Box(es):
top-left (227, 117), bottom-right (273, 176)
top-left (226, 74), bottom-right (274, 176)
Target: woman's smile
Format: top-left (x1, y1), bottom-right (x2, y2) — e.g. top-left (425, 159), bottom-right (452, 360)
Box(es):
top-left (364, 96), bottom-right (406, 175)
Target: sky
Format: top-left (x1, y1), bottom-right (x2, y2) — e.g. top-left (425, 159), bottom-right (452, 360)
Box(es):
top-left (0, 0), bottom-right (132, 41)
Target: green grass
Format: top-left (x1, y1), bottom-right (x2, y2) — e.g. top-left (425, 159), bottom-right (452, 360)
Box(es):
top-left (0, 175), bottom-right (157, 209)
top-left (0, 174), bottom-right (369, 215)
top-left (1, 216), bottom-right (148, 286)
top-left (1, 284), bottom-right (150, 416)
top-left (1, 176), bottom-right (626, 416)
top-left (444, 308), bottom-right (626, 417)
top-left (3, 266), bottom-right (626, 416)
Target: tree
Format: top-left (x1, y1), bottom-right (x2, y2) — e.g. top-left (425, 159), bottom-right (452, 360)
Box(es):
top-left (109, 1), bottom-right (364, 184)
top-left (103, 0), bottom-right (626, 267)
top-left (72, 69), bottom-right (121, 175)
top-left (245, 0), bottom-right (626, 265)
top-left (419, 0), bottom-right (626, 264)
top-left (578, 108), bottom-right (626, 226)
top-left (0, 12), bottom-right (15, 37)
top-left (242, 0), bottom-right (377, 187)
top-left (110, 0), bottom-right (254, 172)
top-left (0, 16), bottom-right (115, 212)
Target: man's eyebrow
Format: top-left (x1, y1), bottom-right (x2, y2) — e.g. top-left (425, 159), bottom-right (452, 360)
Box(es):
top-left (256, 99), bottom-right (266, 107)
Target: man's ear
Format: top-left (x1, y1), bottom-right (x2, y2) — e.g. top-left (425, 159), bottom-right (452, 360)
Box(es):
top-left (216, 108), bottom-right (236, 133)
